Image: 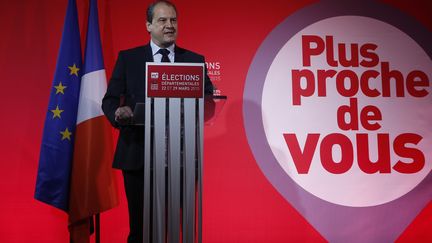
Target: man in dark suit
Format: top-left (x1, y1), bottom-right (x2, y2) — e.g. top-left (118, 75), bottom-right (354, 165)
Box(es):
top-left (102, 1), bottom-right (214, 242)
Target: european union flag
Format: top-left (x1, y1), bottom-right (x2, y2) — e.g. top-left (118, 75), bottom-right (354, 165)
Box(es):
top-left (34, 0), bottom-right (82, 211)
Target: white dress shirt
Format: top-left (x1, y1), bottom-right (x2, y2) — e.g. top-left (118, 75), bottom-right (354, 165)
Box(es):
top-left (150, 40), bottom-right (175, 63)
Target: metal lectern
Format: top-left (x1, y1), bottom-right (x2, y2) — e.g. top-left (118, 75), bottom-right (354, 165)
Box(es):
top-left (143, 63), bottom-right (204, 243)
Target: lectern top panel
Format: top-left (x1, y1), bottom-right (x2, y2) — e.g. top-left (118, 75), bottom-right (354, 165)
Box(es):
top-left (146, 63), bottom-right (205, 98)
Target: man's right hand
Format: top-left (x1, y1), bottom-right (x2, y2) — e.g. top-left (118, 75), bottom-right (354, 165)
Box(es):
top-left (114, 106), bottom-right (134, 125)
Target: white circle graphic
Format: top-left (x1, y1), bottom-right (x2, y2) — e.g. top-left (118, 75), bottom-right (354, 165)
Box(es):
top-left (262, 16), bottom-right (432, 207)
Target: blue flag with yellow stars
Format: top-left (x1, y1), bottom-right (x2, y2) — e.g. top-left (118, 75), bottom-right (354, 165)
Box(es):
top-left (34, 0), bottom-right (82, 211)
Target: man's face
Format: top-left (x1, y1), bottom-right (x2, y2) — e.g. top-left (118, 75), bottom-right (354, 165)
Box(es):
top-left (146, 3), bottom-right (177, 48)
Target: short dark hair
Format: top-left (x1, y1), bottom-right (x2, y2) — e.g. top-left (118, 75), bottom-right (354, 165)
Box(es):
top-left (146, 0), bottom-right (177, 23)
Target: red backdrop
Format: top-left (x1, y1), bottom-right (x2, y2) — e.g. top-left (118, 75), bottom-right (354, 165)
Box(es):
top-left (0, 0), bottom-right (430, 242)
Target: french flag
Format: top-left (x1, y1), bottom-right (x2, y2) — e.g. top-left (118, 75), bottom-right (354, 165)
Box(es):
top-left (68, 0), bottom-right (118, 240)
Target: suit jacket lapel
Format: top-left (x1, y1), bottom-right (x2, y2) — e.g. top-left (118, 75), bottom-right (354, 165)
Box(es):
top-left (144, 44), bottom-right (154, 63)
top-left (174, 46), bottom-right (185, 63)
top-left (139, 44), bottom-right (154, 95)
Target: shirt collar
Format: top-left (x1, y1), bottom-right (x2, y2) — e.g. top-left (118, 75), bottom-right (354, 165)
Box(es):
top-left (150, 40), bottom-right (175, 56)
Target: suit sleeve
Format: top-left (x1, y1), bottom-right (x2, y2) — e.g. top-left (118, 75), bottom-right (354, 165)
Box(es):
top-left (102, 51), bottom-right (126, 128)
top-left (203, 57), bottom-right (214, 96)
top-left (202, 56), bottom-right (216, 120)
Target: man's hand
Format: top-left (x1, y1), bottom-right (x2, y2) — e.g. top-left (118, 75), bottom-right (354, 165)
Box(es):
top-left (115, 106), bottom-right (134, 125)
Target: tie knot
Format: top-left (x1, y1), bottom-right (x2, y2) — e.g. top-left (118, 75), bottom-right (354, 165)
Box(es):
top-left (157, 48), bottom-right (170, 56)
top-left (157, 49), bottom-right (171, 63)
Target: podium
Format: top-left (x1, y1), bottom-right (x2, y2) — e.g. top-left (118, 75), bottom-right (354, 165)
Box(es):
top-left (143, 63), bottom-right (205, 243)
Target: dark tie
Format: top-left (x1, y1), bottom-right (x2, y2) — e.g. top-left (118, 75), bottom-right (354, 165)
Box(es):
top-left (157, 49), bottom-right (171, 63)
